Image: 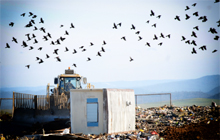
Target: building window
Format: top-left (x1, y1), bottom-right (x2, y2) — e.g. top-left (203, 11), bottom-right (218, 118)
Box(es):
top-left (87, 98), bottom-right (98, 127)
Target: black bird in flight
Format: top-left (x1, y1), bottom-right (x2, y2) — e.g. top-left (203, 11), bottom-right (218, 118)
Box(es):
top-left (191, 48), bottom-right (197, 54)
top-left (12, 37), bottom-right (18, 43)
top-left (64, 30), bottom-right (69, 35)
top-left (156, 15), bottom-right (161, 19)
top-left (146, 20), bottom-right (150, 23)
top-left (212, 50), bottom-right (217, 53)
top-left (193, 26), bottom-right (199, 30)
top-left (5, 43), bottom-right (10, 48)
top-left (138, 36), bottom-right (142, 41)
top-left (97, 52), bottom-right (101, 57)
top-left (21, 13), bottom-right (25, 17)
top-left (208, 28), bottom-right (218, 34)
top-left (29, 12), bottom-right (33, 17)
top-left (181, 36), bottom-right (186, 41)
top-left (33, 39), bottom-right (38, 44)
top-left (65, 47), bottom-right (69, 52)
top-left (90, 42), bottom-right (94, 46)
top-left (152, 23), bottom-right (156, 28)
top-left (46, 54), bottom-right (50, 59)
top-left (214, 35), bottom-right (219, 40)
top-left (131, 24), bottom-right (135, 30)
top-left (60, 37), bottom-right (66, 41)
top-left (36, 57), bottom-right (40, 61)
top-left (53, 49), bottom-right (59, 55)
top-left (101, 47), bottom-right (105, 52)
top-left (51, 41), bottom-right (55, 45)
top-left (73, 49), bottom-right (77, 54)
top-left (103, 40), bottom-right (106, 45)
top-left (135, 31), bottom-right (140, 34)
top-left (129, 57), bottom-right (133, 62)
top-left (117, 23), bottom-right (122, 27)
top-left (39, 59), bottom-right (44, 64)
top-left (32, 34), bottom-right (36, 38)
top-left (32, 15), bottom-right (37, 18)
top-left (47, 33), bottom-right (52, 38)
top-left (198, 16), bottom-right (203, 20)
top-left (160, 33), bottom-right (165, 38)
top-left (38, 47), bottom-right (42, 51)
top-left (193, 12), bottom-right (199, 17)
top-left (70, 23), bottom-right (75, 28)
top-left (26, 65), bottom-right (30, 69)
top-left (21, 41), bottom-right (28, 47)
top-left (166, 34), bottom-right (171, 38)
top-left (191, 31), bottom-right (197, 38)
top-left (30, 19), bottom-right (35, 24)
top-left (199, 45), bottom-right (207, 51)
top-left (39, 27), bottom-right (46, 33)
top-left (192, 3), bottom-right (197, 6)
top-left (158, 42), bottom-right (163, 46)
top-left (202, 16), bottom-right (207, 22)
top-left (79, 46), bottom-right (84, 49)
top-left (153, 34), bottom-right (158, 40)
top-left (191, 40), bottom-right (197, 46)
top-left (39, 18), bottom-right (44, 23)
top-left (87, 57), bottom-right (91, 61)
top-left (185, 6), bottom-right (190, 11)
top-left (214, 0), bottom-right (219, 3)
top-left (185, 14), bottom-right (190, 20)
top-left (9, 22), bottom-right (14, 27)
top-left (174, 15), bottom-right (180, 21)
top-left (82, 49), bottom-right (86, 52)
top-left (29, 46), bottom-right (34, 50)
top-left (33, 26), bottom-right (38, 31)
top-left (25, 22), bottom-right (32, 28)
top-left (113, 23), bottom-right (117, 29)
top-left (145, 42), bottom-right (150, 47)
top-left (185, 40), bottom-right (190, 44)
top-left (43, 36), bottom-right (48, 41)
top-left (60, 25), bottom-right (64, 28)
top-left (73, 64), bottom-right (77, 67)
top-left (121, 36), bottom-right (126, 41)
top-left (150, 10), bottom-right (155, 16)
top-left (55, 57), bottom-right (61, 62)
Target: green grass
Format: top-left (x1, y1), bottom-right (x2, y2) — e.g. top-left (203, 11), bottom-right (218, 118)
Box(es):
top-left (138, 98), bottom-right (220, 108)
top-left (0, 109), bottom-right (12, 116)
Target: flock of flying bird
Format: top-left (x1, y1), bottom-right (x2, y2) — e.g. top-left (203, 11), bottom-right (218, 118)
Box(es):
top-left (5, 1), bottom-right (220, 69)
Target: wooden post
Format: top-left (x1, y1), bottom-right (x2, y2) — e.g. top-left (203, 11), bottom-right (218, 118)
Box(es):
top-left (170, 93), bottom-right (172, 107)
top-left (12, 92), bottom-right (15, 118)
top-left (34, 95), bottom-right (37, 117)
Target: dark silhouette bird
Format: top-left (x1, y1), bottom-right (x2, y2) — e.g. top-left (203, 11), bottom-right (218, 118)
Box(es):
top-left (64, 30), bottom-right (69, 35)
top-left (47, 33), bottom-right (52, 38)
top-left (202, 16), bottom-right (207, 22)
top-left (138, 36), bottom-right (142, 41)
top-left (131, 24), bottom-right (135, 30)
top-left (38, 47), bottom-right (42, 51)
top-left (65, 47), bottom-right (69, 52)
top-left (32, 34), bottom-right (36, 38)
top-left (121, 36), bottom-right (126, 41)
top-left (185, 6), bottom-right (190, 11)
top-left (185, 40), bottom-right (190, 44)
top-left (26, 65), bottom-right (30, 69)
top-left (33, 26), bottom-right (38, 31)
top-left (160, 33), bottom-right (165, 38)
top-left (12, 37), bottom-right (18, 43)
top-left (33, 39), bottom-right (38, 44)
top-left (217, 20), bottom-right (220, 23)
top-left (9, 22), bottom-right (14, 27)
top-left (73, 64), bottom-right (77, 67)
top-left (208, 28), bottom-right (218, 34)
top-left (185, 14), bottom-right (190, 20)
top-left (21, 13), bottom-right (25, 17)
top-left (191, 40), bottom-right (197, 46)
top-left (25, 22), bottom-right (32, 28)
top-left (103, 40), bottom-right (106, 45)
top-left (212, 49), bottom-right (217, 53)
top-left (174, 15), bottom-right (180, 21)
top-left (73, 49), bottom-right (77, 54)
top-left (181, 36), bottom-right (186, 41)
top-left (192, 48), bottom-right (197, 54)
top-left (193, 26), bottom-right (199, 30)
top-left (29, 12), bottom-right (33, 17)
top-left (90, 42), bottom-right (94, 46)
top-left (36, 57), bottom-right (40, 61)
top-left (214, 0), bottom-right (219, 3)
top-left (21, 41), bottom-right (28, 47)
top-left (153, 34), bottom-right (158, 40)
top-left (60, 25), bottom-right (64, 28)
top-left (193, 12), bottom-right (199, 17)
top-left (214, 35), bottom-right (219, 40)
top-left (30, 19), bottom-right (35, 24)
top-left (101, 47), bottom-right (105, 52)
top-left (60, 37), bottom-right (65, 41)
top-left (156, 15), bottom-right (161, 19)
top-left (39, 18), bottom-right (44, 23)
top-left (150, 10), bottom-right (155, 16)
top-left (82, 49), bottom-right (86, 52)
top-left (51, 41), bottom-right (55, 45)
top-left (39, 27), bottom-right (46, 33)
top-left (166, 34), bottom-right (171, 38)
top-left (129, 57), bottom-right (133, 62)
top-left (53, 49), bottom-right (59, 55)
top-left (145, 42), bottom-right (150, 47)
top-left (135, 31), bottom-right (140, 34)
top-left (198, 16), bottom-right (204, 20)
top-left (87, 57), bottom-right (91, 61)
top-left (113, 23), bottom-right (117, 29)
top-left (97, 52), bottom-right (101, 57)
top-left (146, 20), bottom-right (150, 23)
top-left (32, 15), bottom-right (37, 18)
top-left (117, 23), bottom-right (122, 27)
top-left (39, 59), bottom-right (44, 64)
top-left (192, 3), bottom-right (197, 6)
top-left (79, 46), bottom-right (84, 49)
top-left (199, 45), bottom-right (206, 51)
top-left (5, 43), bottom-right (10, 48)
top-left (29, 46), bottom-right (34, 50)
top-left (55, 57), bottom-right (61, 62)
top-left (191, 31), bottom-right (197, 38)
top-left (46, 54), bottom-right (50, 59)
top-left (70, 23), bottom-right (75, 28)
top-left (152, 23), bottom-right (156, 28)
top-left (158, 42), bottom-right (163, 46)
top-left (43, 36), bottom-right (48, 41)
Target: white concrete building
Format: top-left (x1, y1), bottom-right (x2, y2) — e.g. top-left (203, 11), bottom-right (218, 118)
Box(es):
top-left (70, 88), bottom-right (135, 134)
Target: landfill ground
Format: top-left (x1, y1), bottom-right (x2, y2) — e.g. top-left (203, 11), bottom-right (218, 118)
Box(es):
top-left (0, 103), bottom-right (219, 140)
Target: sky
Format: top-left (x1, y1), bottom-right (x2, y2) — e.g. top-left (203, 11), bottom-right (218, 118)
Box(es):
top-left (0, 0), bottom-right (219, 88)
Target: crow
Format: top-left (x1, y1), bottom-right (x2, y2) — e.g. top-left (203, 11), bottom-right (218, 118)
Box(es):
top-left (193, 12), bottom-right (199, 17)
top-left (202, 16), bottom-right (207, 22)
top-left (5, 43), bottom-right (10, 48)
top-left (135, 31), bottom-right (140, 34)
top-left (21, 13), bottom-right (25, 17)
top-left (36, 57), bottom-right (40, 61)
top-left (166, 34), bottom-right (171, 38)
top-left (25, 22), bottom-right (32, 28)
top-left (191, 40), bottom-right (197, 46)
top-left (103, 40), bottom-right (106, 45)
top-left (21, 41), bottom-right (28, 47)
top-left (158, 42), bottom-right (163, 46)
top-left (82, 49), bottom-right (86, 52)
top-left (131, 24), bottom-right (135, 30)
top-left (39, 18), bottom-right (44, 23)
top-left (25, 65), bottom-right (30, 69)
top-left (145, 42), bottom-right (150, 47)
top-left (208, 28), bottom-right (218, 34)
top-left (29, 46), bottom-right (34, 50)
top-left (199, 45), bottom-right (206, 51)
top-left (212, 50), bottom-right (217, 53)
top-left (117, 23), bottom-right (122, 27)
top-left (9, 22), bottom-right (14, 27)
top-left (53, 49), bottom-right (59, 55)
top-left (192, 48), bottom-right (197, 54)
top-left (32, 15), bottom-right (37, 18)
top-left (146, 20), bottom-right (150, 23)
top-left (39, 59), bottom-right (44, 64)
top-left (121, 36), bottom-right (126, 41)
top-left (192, 3), bottom-right (197, 6)
top-left (150, 10), bottom-right (155, 16)
top-left (90, 42), bottom-right (94, 46)
top-left (65, 47), bottom-right (69, 52)
top-left (214, 35), bottom-right (219, 40)
top-left (153, 34), bottom-right (158, 40)
top-left (60, 25), bottom-right (64, 28)
top-left (43, 36), bottom-right (48, 41)
top-left (70, 23), bottom-right (75, 28)
top-left (51, 41), bottom-right (55, 45)
top-left (32, 34), bottom-right (36, 38)
top-left (33, 39), bottom-right (38, 44)
top-left (47, 33), bottom-right (52, 38)
top-left (39, 27), bottom-right (46, 33)
top-left (101, 47), bottom-right (105, 52)
top-left (130, 57), bottom-right (134, 62)
top-left (55, 57), bottom-right (61, 62)
top-left (185, 6), bottom-right (190, 11)
top-left (73, 64), bottom-right (77, 67)
top-left (64, 30), bottom-right (69, 35)
top-left (29, 12), bottom-right (33, 17)
top-left (73, 49), bottom-right (77, 54)
top-left (185, 14), bottom-right (190, 20)
top-left (33, 26), bottom-right (38, 31)
top-left (46, 54), bottom-right (50, 59)
top-left (113, 23), bottom-right (117, 29)
top-left (193, 26), bottom-right (199, 31)
top-left (30, 19), bottom-right (35, 24)
top-left (160, 33), bottom-right (165, 38)
top-left (12, 37), bottom-right (18, 43)
top-left (138, 36), bottom-right (142, 41)
top-left (97, 52), bottom-right (101, 57)
top-left (79, 46), bottom-right (84, 49)
top-left (157, 15), bottom-right (161, 19)
top-left (191, 31), bottom-right (197, 38)
top-left (87, 57), bottom-right (91, 61)
top-left (185, 40), bottom-right (190, 44)
top-left (181, 36), bottom-right (186, 41)
top-left (38, 47), bottom-right (42, 51)
top-left (60, 37), bottom-right (65, 41)
top-left (174, 15), bottom-right (180, 21)
top-left (152, 23), bottom-right (156, 28)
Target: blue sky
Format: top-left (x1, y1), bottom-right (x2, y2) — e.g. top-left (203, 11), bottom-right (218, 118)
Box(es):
top-left (0, 0), bottom-right (219, 88)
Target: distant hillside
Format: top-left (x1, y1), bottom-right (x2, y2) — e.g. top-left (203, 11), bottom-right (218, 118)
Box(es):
top-left (208, 93), bottom-right (220, 99)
